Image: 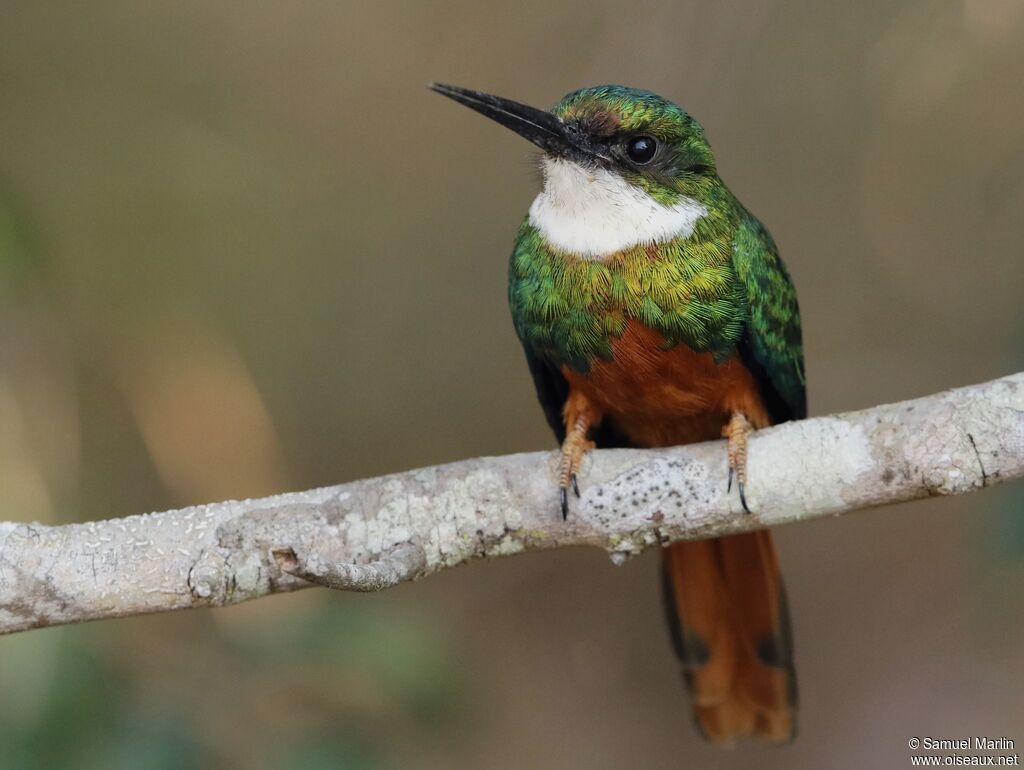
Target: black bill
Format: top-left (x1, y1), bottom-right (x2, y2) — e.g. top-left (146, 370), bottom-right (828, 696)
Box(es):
top-left (430, 83), bottom-right (578, 157)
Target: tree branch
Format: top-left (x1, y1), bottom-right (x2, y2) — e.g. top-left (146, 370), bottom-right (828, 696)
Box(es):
top-left (2, 373), bottom-right (1022, 636)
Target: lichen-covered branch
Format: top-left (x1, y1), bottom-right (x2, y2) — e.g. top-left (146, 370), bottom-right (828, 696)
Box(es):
top-left (2, 373), bottom-right (1022, 636)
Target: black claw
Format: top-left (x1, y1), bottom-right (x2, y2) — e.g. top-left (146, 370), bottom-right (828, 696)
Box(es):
top-left (727, 466), bottom-right (734, 494)
top-left (560, 486), bottom-right (569, 520)
top-left (571, 473), bottom-right (580, 498)
top-left (738, 481), bottom-right (750, 514)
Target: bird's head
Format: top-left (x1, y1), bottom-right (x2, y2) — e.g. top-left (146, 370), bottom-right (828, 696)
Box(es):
top-left (430, 84), bottom-right (716, 206)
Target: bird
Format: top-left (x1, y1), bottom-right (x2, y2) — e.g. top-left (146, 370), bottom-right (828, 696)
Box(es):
top-left (431, 83), bottom-right (804, 745)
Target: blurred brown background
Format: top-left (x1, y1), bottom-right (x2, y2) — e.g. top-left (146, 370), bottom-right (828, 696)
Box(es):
top-left (2, 1), bottom-right (1023, 768)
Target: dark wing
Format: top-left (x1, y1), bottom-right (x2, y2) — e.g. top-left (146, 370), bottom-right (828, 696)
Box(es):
top-left (523, 348), bottom-right (570, 443)
top-left (522, 347), bottom-right (634, 448)
top-left (731, 217), bottom-right (806, 424)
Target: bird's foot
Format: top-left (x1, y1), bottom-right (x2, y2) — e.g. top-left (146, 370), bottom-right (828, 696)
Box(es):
top-left (723, 411), bottom-right (752, 513)
top-left (558, 415), bottom-right (594, 520)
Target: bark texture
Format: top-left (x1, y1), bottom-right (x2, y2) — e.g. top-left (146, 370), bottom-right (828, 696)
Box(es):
top-left (2, 373), bottom-right (1021, 635)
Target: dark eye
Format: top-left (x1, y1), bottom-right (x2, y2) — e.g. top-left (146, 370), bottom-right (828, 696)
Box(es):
top-left (625, 135), bottom-right (657, 164)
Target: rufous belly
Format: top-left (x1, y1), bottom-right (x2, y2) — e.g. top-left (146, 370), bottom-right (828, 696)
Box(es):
top-left (562, 320), bottom-right (770, 447)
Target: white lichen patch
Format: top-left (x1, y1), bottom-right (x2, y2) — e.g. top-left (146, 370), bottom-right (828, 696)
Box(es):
top-left (895, 405), bottom-right (989, 495)
top-left (580, 457), bottom-right (718, 535)
top-left (230, 559), bottom-right (265, 595)
top-left (750, 418), bottom-right (874, 518)
top-left (418, 468), bottom-right (521, 568)
top-left (489, 538), bottom-right (526, 556)
top-left (343, 468), bottom-right (520, 571)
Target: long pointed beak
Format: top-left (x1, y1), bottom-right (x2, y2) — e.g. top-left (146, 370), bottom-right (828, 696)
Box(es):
top-left (429, 83), bottom-right (574, 156)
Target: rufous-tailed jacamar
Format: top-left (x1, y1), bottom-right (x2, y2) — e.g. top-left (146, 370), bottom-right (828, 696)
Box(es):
top-left (432, 83), bottom-right (804, 744)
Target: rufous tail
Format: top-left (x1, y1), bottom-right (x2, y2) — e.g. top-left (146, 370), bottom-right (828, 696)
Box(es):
top-left (662, 531), bottom-right (797, 744)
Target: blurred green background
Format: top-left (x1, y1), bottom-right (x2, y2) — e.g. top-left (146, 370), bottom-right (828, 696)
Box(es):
top-left (2, 1), bottom-right (1023, 768)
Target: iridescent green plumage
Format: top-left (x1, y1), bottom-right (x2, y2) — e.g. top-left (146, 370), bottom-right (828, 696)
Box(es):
top-left (731, 217), bottom-right (806, 419)
top-left (508, 95), bottom-right (804, 422)
top-left (507, 90), bottom-right (805, 740)
top-left (553, 86), bottom-right (716, 205)
top-left (509, 220), bottom-right (742, 368)
top-left (503, 86), bottom-right (805, 423)
top-left (432, 82), bottom-right (805, 744)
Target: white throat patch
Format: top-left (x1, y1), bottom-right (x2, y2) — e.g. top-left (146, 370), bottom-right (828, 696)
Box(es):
top-left (528, 157), bottom-right (707, 260)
